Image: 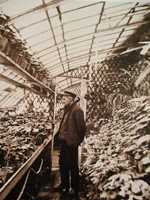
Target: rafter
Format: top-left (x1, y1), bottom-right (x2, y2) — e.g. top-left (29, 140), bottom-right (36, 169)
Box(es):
top-left (0, 51), bottom-right (54, 93)
top-left (42, 0), bottom-right (65, 73)
top-left (111, 2), bottom-right (139, 50)
top-left (88, 1), bottom-right (105, 63)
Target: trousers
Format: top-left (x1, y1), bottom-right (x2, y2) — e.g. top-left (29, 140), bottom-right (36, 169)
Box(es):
top-left (59, 140), bottom-right (79, 192)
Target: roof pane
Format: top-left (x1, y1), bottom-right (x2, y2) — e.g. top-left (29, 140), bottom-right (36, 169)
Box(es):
top-left (1, 0), bottom-right (149, 79)
top-left (1, 0), bottom-right (41, 16)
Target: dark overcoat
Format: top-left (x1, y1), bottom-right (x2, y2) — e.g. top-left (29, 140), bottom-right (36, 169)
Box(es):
top-left (59, 102), bottom-right (86, 146)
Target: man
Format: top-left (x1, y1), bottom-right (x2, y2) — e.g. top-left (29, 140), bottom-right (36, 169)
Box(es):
top-left (55, 91), bottom-right (86, 199)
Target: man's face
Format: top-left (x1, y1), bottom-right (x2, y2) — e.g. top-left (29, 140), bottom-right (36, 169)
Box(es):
top-left (62, 95), bottom-right (73, 106)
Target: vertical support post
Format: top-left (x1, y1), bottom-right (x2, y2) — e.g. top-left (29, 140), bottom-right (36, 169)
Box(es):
top-left (80, 79), bottom-right (87, 119)
top-left (89, 63), bottom-right (92, 87)
top-left (78, 79), bottom-right (87, 167)
top-left (51, 86), bottom-right (57, 169)
top-left (95, 49), bottom-right (99, 70)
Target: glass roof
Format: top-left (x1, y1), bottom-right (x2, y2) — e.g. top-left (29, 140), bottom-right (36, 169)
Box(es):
top-left (0, 0), bottom-right (149, 108)
top-left (1, 0), bottom-right (149, 76)
top-left (0, 63), bottom-right (32, 108)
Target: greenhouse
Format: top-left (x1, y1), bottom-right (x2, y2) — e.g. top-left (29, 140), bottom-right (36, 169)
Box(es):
top-left (0, 0), bottom-right (150, 200)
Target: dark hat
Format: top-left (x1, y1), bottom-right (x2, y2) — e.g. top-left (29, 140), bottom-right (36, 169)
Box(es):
top-left (63, 91), bottom-right (76, 99)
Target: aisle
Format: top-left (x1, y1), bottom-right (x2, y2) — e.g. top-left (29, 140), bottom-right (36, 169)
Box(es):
top-left (35, 150), bottom-right (86, 200)
top-left (36, 171), bottom-right (77, 200)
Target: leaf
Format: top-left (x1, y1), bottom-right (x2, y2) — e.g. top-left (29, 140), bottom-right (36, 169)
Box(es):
top-left (124, 145), bottom-right (137, 153)
top-left (131, 194), bottom-right (143, 200)
top-left (131, 181), bottom-right (141, 194)
top-left (141, 156), bottom-right (150, 165)
top-left (119, 188), bottom-right (126, 197)
top-left (100, 191), bottom-right (108, 199)
top-left (135, 180), bottom-right (149, 194)
top-left (135, 135), bottom-right (150, 146)
top-left (145, 166), bottom-right (150, 173)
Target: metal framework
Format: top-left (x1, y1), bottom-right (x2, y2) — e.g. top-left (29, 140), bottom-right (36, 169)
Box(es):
top-left (0, 0), bottom-right (149, 107)
top-left (42, 0), bottom-right (66, 73)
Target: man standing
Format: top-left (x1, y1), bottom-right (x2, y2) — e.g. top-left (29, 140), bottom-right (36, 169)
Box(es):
top-left (55, 91), bottom-right (86, 199)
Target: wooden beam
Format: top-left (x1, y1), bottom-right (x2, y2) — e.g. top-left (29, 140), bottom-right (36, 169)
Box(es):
top-left (0, 51), bottom-right (54, 93)
top-left (0, 72), bottom-right (43, 95)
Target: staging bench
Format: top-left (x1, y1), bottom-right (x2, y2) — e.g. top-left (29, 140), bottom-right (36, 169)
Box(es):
top-left (0, 135), bottom-right (52, 200)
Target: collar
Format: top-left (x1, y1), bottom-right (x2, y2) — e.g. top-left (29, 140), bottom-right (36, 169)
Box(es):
top-left (64, 101), bottom-right (77, 112)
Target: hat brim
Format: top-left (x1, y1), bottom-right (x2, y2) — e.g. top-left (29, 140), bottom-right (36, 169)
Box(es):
top-left (61, 91), bottom-right (76, 98)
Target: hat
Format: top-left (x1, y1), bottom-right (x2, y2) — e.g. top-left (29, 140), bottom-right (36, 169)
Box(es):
top-left (62, 91), bottom-right (76, 99)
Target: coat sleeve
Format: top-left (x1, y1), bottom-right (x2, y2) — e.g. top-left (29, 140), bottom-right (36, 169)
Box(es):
top-left (73, 109), bottom-right (86, 144)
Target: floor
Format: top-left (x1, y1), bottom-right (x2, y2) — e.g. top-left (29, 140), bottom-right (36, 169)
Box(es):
top-left (35, 149), bottom-right (86, 200)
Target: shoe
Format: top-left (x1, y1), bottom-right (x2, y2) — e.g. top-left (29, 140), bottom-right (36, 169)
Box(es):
top-left (61, 188), bottom-right (69, 194)
top-left (69, 188), bottom-right (80, 199)
top-left (53, 184), bottom-right (69, 193)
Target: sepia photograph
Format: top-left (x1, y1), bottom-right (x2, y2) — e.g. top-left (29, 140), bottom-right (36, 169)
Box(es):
top-left (0, 0), bottom-right (150, 199)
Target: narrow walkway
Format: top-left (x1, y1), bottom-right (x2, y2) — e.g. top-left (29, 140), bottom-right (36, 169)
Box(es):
top-left (35, 149), bottom-right (86, 200)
